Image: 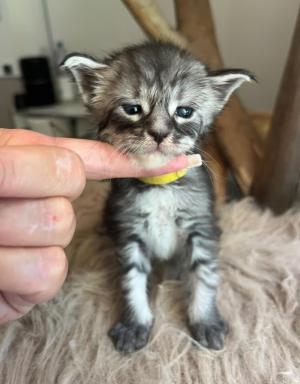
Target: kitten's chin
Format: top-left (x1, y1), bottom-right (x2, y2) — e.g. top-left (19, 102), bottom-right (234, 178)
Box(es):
top-left (131, 152), bottom-right (172, 169)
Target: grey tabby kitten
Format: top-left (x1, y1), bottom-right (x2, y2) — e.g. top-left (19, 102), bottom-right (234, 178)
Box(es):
top-left (63, 42), bottom-right (253, 353)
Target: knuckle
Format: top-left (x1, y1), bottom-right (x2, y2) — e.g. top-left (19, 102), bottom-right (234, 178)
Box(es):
top-left (71, 157), bottom-right (86, 199)
top-left (51, 198), bottom-right (76, 245)
top-left (54, 148), bottom-right (86, 198)
top-left (36, 247), bottom-right (68, 298)
top-left (61, 217), bottom-right (76, 248)
top-left (0, 151), bottom-right (14, 193)
top-left (0, 155), bottom-right (5, 192)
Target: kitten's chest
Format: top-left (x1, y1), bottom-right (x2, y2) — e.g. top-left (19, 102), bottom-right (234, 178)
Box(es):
top-left (134, 188), bottom-right (187, 260)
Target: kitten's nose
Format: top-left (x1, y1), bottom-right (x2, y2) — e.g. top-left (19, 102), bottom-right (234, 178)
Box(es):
top-left (148, 129), bottom-right (169, 144)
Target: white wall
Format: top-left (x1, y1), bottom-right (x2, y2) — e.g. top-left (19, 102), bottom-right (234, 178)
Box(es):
top-left (0, 0), bottom-right (18, 77)
top-left (0, 0), bottom-right (49, 77)
top-left (0, 0), bottom-right (299, 111)
top-left (210, 0), bottom-right (299, 110)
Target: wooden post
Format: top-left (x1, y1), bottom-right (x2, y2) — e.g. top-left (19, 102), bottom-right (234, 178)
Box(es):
top-left (175, 0), bottom-right (223, 68)
top-left (251, 8), bottom-right (300, 213)
top-left (122, 0), bottom-right (186, 46)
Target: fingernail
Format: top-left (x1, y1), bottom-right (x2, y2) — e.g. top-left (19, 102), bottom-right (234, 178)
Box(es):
top-left (186, 154), bottom-right (202, 169)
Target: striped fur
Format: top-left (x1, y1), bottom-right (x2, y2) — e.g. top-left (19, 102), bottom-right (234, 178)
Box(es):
top-left (63, 42), bottom-right (253, 353)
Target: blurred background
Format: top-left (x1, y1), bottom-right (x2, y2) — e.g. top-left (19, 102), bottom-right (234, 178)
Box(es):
top-left (0, 0), bottom-right (299, 137)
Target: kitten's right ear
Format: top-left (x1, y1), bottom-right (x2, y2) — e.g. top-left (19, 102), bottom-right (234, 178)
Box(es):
top-left (61, 53), bottom-right (107, 103)
top-left (208, 69), bottom-right (255, 111)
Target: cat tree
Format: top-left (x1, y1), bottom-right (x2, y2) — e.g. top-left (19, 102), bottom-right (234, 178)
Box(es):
top-left (122, 0), bottom-right (300, 213)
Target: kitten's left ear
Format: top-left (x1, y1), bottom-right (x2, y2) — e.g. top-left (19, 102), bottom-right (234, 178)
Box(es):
top-left (61, 53), bottom-right (107, 103)
top-left (209, 69), bottom-right (255, 110)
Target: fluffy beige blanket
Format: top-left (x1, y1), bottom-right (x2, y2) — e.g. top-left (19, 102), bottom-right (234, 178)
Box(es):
top-left (1, 181), bottom-right (300, 384)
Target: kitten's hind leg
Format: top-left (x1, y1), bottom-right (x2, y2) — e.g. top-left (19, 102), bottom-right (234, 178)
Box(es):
top-left (186, 224), bottom-right (228, 350)
top-left (109, 241), bottom-right (154, 353)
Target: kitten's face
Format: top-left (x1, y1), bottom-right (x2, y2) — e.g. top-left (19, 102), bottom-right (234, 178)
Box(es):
top-left (63, 43), bottom-right (253, 167)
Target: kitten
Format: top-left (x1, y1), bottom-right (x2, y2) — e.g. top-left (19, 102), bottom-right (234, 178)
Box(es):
top-left (63, 42), bottom-right (253, 353)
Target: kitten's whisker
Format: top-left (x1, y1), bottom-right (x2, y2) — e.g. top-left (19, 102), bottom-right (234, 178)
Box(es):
top-left (194, 143), bottom-right (225, 172)
top-left (191, 144), bottom-right (220, 185)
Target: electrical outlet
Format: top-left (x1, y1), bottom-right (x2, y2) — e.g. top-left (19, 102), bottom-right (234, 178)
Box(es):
top-left (0, 61), bottom-right (18, 78)
top-left (3, 64), bottom-right (13, 76)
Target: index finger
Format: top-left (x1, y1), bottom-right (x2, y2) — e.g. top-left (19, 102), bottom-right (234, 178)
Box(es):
top-left (0, 129), bottom-right (199, 180)
top-left (0, 145), bottom-right (86, 198)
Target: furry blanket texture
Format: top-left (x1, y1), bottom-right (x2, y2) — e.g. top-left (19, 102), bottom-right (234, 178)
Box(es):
top-left (0, 181), bottom-right (300, 384)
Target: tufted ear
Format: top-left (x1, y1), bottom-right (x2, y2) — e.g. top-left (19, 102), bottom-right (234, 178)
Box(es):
top-left (209, 69), bottom-right (255, 112)
top-left (61, 53), bottom-right (107, 103)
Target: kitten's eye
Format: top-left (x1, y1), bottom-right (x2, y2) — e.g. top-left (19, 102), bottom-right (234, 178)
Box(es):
top-left (175, 106), bottom-right (194, 118)
top-left (122, 104), bottom-right (142, 115)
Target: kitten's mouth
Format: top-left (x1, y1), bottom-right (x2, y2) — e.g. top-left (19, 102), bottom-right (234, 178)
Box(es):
top-left (151, 147), bottom-right (166, 154)
top-left (142, 141), bottom-right (177, 155)
top-left (110, 136), bottom-right (188, 168)
top-left (132, 151), bottom-right (171, 169)
top-left (131, 144), bottom-right (184, 169)
top-left (149, 145), bottom-right (182, 157)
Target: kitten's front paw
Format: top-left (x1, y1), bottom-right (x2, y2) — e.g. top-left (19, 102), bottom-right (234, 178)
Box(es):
top-left (109, 321), bottom-right (153, 353)
top-left (189, 317), bottom-right (229, 350)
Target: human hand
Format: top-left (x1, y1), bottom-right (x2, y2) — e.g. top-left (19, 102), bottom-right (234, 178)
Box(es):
top-left (0, 128), bottom-right (201, 324)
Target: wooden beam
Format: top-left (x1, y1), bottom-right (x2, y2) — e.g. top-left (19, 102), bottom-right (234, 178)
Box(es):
top-left (122, 0), bottom-right (186, 46)
top-left (251, 8), bottom-right (300, 213)
top-left (174, 0), bottom-right (222, 69)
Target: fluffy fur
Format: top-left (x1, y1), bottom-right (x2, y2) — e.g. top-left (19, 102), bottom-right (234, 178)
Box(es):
top-left (63, 42), bottom-right (253, 352)
top-left (1, 182), bottom-right (300, 383)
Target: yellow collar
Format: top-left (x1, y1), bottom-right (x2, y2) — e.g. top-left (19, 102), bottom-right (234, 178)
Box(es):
top-left (138, 169), bottom-right (187, 185)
